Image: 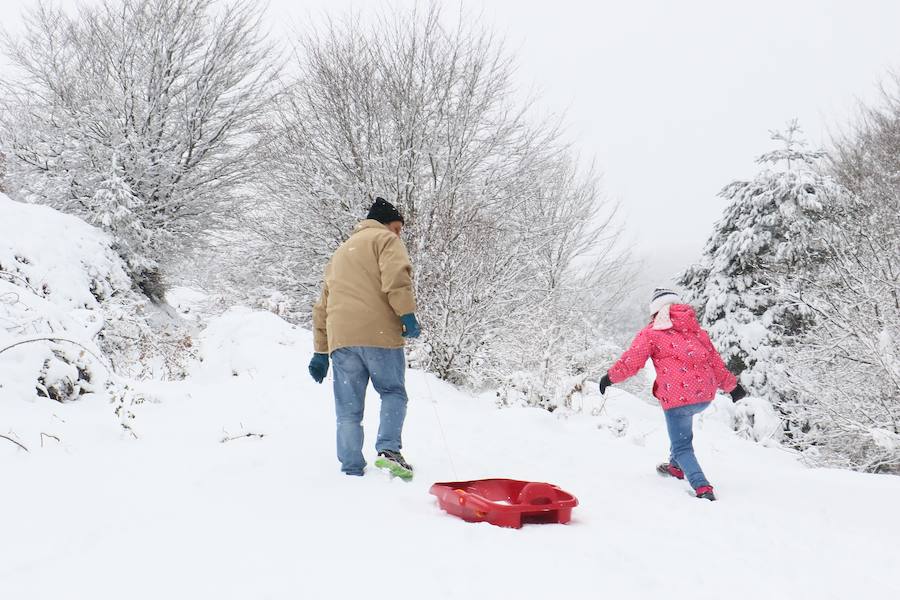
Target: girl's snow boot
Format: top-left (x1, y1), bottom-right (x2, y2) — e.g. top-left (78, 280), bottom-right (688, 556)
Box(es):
top-left (695, 485), bottom-right (716, 501)
top-left (656, 462), bottom-right (685, 479)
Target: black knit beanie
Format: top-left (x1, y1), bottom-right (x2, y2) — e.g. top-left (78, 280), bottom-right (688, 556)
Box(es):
top-left (366, 197), bottom-right (404, 224)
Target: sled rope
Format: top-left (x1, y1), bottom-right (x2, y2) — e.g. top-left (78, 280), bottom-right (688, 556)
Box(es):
top-left (423, 373), bottom-right (459, 480)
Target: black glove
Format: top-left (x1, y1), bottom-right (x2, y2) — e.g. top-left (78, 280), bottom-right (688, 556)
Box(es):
top-left (730, 384), bottom-right (747, 403)
top-left (599, 374), bottom-right (612, 395)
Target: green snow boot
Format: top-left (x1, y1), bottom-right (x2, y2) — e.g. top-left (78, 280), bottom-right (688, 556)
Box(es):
top-left (374, 450), bottom-right (414, 481)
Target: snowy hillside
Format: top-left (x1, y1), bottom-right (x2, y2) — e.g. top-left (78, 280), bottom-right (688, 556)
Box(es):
top-left (2, 303), bottom-right (898, 599)
top-left (0, 193), bottom-right (130, 402)
top-left (0, 192), bottom-right (194, 409)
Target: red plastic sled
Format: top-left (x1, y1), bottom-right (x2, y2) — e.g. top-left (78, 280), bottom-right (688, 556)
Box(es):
top-left (429, 479), bottom-right (578, 529)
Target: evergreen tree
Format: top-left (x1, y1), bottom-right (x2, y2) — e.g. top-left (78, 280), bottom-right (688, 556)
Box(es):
top-left (680, 121), bottom-right (841, 411)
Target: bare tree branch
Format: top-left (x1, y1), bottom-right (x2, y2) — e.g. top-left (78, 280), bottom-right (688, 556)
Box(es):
top-left (1, 433), bottom-right (29, 452)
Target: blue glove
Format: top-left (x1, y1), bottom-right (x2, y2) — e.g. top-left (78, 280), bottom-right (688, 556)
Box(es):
top-left (400, 313), bottom-right (420, 338)
top-left (599, 374), bottom-right (612, 395)
top-left (308, 352), bottom-right (329, 383)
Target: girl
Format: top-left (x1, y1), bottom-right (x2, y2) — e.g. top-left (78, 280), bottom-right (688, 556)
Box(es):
top-left (599, 288), bottom-right (746, 501)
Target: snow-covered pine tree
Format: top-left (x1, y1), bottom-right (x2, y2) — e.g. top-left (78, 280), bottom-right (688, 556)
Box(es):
top-left (679, 121), bottom-right (841, 430)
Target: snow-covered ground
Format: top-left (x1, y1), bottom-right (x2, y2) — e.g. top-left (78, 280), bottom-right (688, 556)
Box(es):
top-left (0, 193), bottom-right (896, 598)
top-left (2, 305), bottom-right (898, 599)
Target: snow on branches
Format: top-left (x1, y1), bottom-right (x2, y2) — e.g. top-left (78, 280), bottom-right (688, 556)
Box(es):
top-left (681, 121), bottom-right (839, 399)
top-left (782, 87), bottom-right (900, 473)
top-left (0, 0), bottom-right (279, 294)
top-left (247, 5), bottom-right (629, 406)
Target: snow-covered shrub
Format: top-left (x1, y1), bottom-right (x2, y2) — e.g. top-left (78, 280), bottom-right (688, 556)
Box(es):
top-left (97, 296), bottom-right (197, 381)
top-left (733, 397), bottom-right (783, 443)
top-left (782, 231), bottom-right (899, 472)
top-left (496, 333), bottom-right (623, 412)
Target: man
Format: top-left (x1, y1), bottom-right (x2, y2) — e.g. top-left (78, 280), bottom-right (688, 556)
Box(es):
top-left (308, 197), bottom-right (421, 480)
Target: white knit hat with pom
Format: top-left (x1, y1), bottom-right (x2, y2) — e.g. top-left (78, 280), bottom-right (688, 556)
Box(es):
top-left (649, 288), bottom-right (682, 330)
top-left (649, 288), bottom-right (682, 315)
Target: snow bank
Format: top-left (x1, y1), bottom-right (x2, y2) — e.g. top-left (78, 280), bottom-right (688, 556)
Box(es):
top-left (0, 193), bottom-right (195, 415)
top-left (0, 193), bottom-right (129, 402)
top-left (191, 306), bottom-right (307, 381)
top-left (0, 193), bottom-right (130, 311)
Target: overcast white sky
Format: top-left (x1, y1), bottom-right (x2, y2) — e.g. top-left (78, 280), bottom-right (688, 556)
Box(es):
top-left (3, 0), bottom-right (900, 282)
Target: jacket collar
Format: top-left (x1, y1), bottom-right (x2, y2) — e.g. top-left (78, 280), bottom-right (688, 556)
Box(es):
top-left (354, 219), bottom-right (390, 233)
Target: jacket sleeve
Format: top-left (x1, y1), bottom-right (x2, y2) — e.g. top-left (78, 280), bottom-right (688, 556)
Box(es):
top-left (608, 328), bottom-right (653, 384)
top-left (698, 329), bottom-right (737, 392)
top-left (312, 270), bottom-right (330, 354)
top-left (378, 234), bottom-right (417, 316)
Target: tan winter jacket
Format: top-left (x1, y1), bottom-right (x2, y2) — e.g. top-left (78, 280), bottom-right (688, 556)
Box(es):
top-left (312, 220), bottom-right (417, 354)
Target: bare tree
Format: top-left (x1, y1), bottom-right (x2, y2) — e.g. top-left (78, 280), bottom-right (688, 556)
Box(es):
top-left (0, 0), bottom-right (279, 296)
top-left (250, 4), bottom-right (628, 402)
top-left (782, 81), bottom-right (900, 473)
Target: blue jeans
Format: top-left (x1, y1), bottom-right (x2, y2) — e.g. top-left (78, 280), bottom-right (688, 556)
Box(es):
top-left (663, 402), bottom-right (712, 489)
top-left (331, 347), bottom-right (408, 475)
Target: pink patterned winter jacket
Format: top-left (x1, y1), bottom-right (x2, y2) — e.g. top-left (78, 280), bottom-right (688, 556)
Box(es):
top-left (608, 304), bottom-right (738, 410)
